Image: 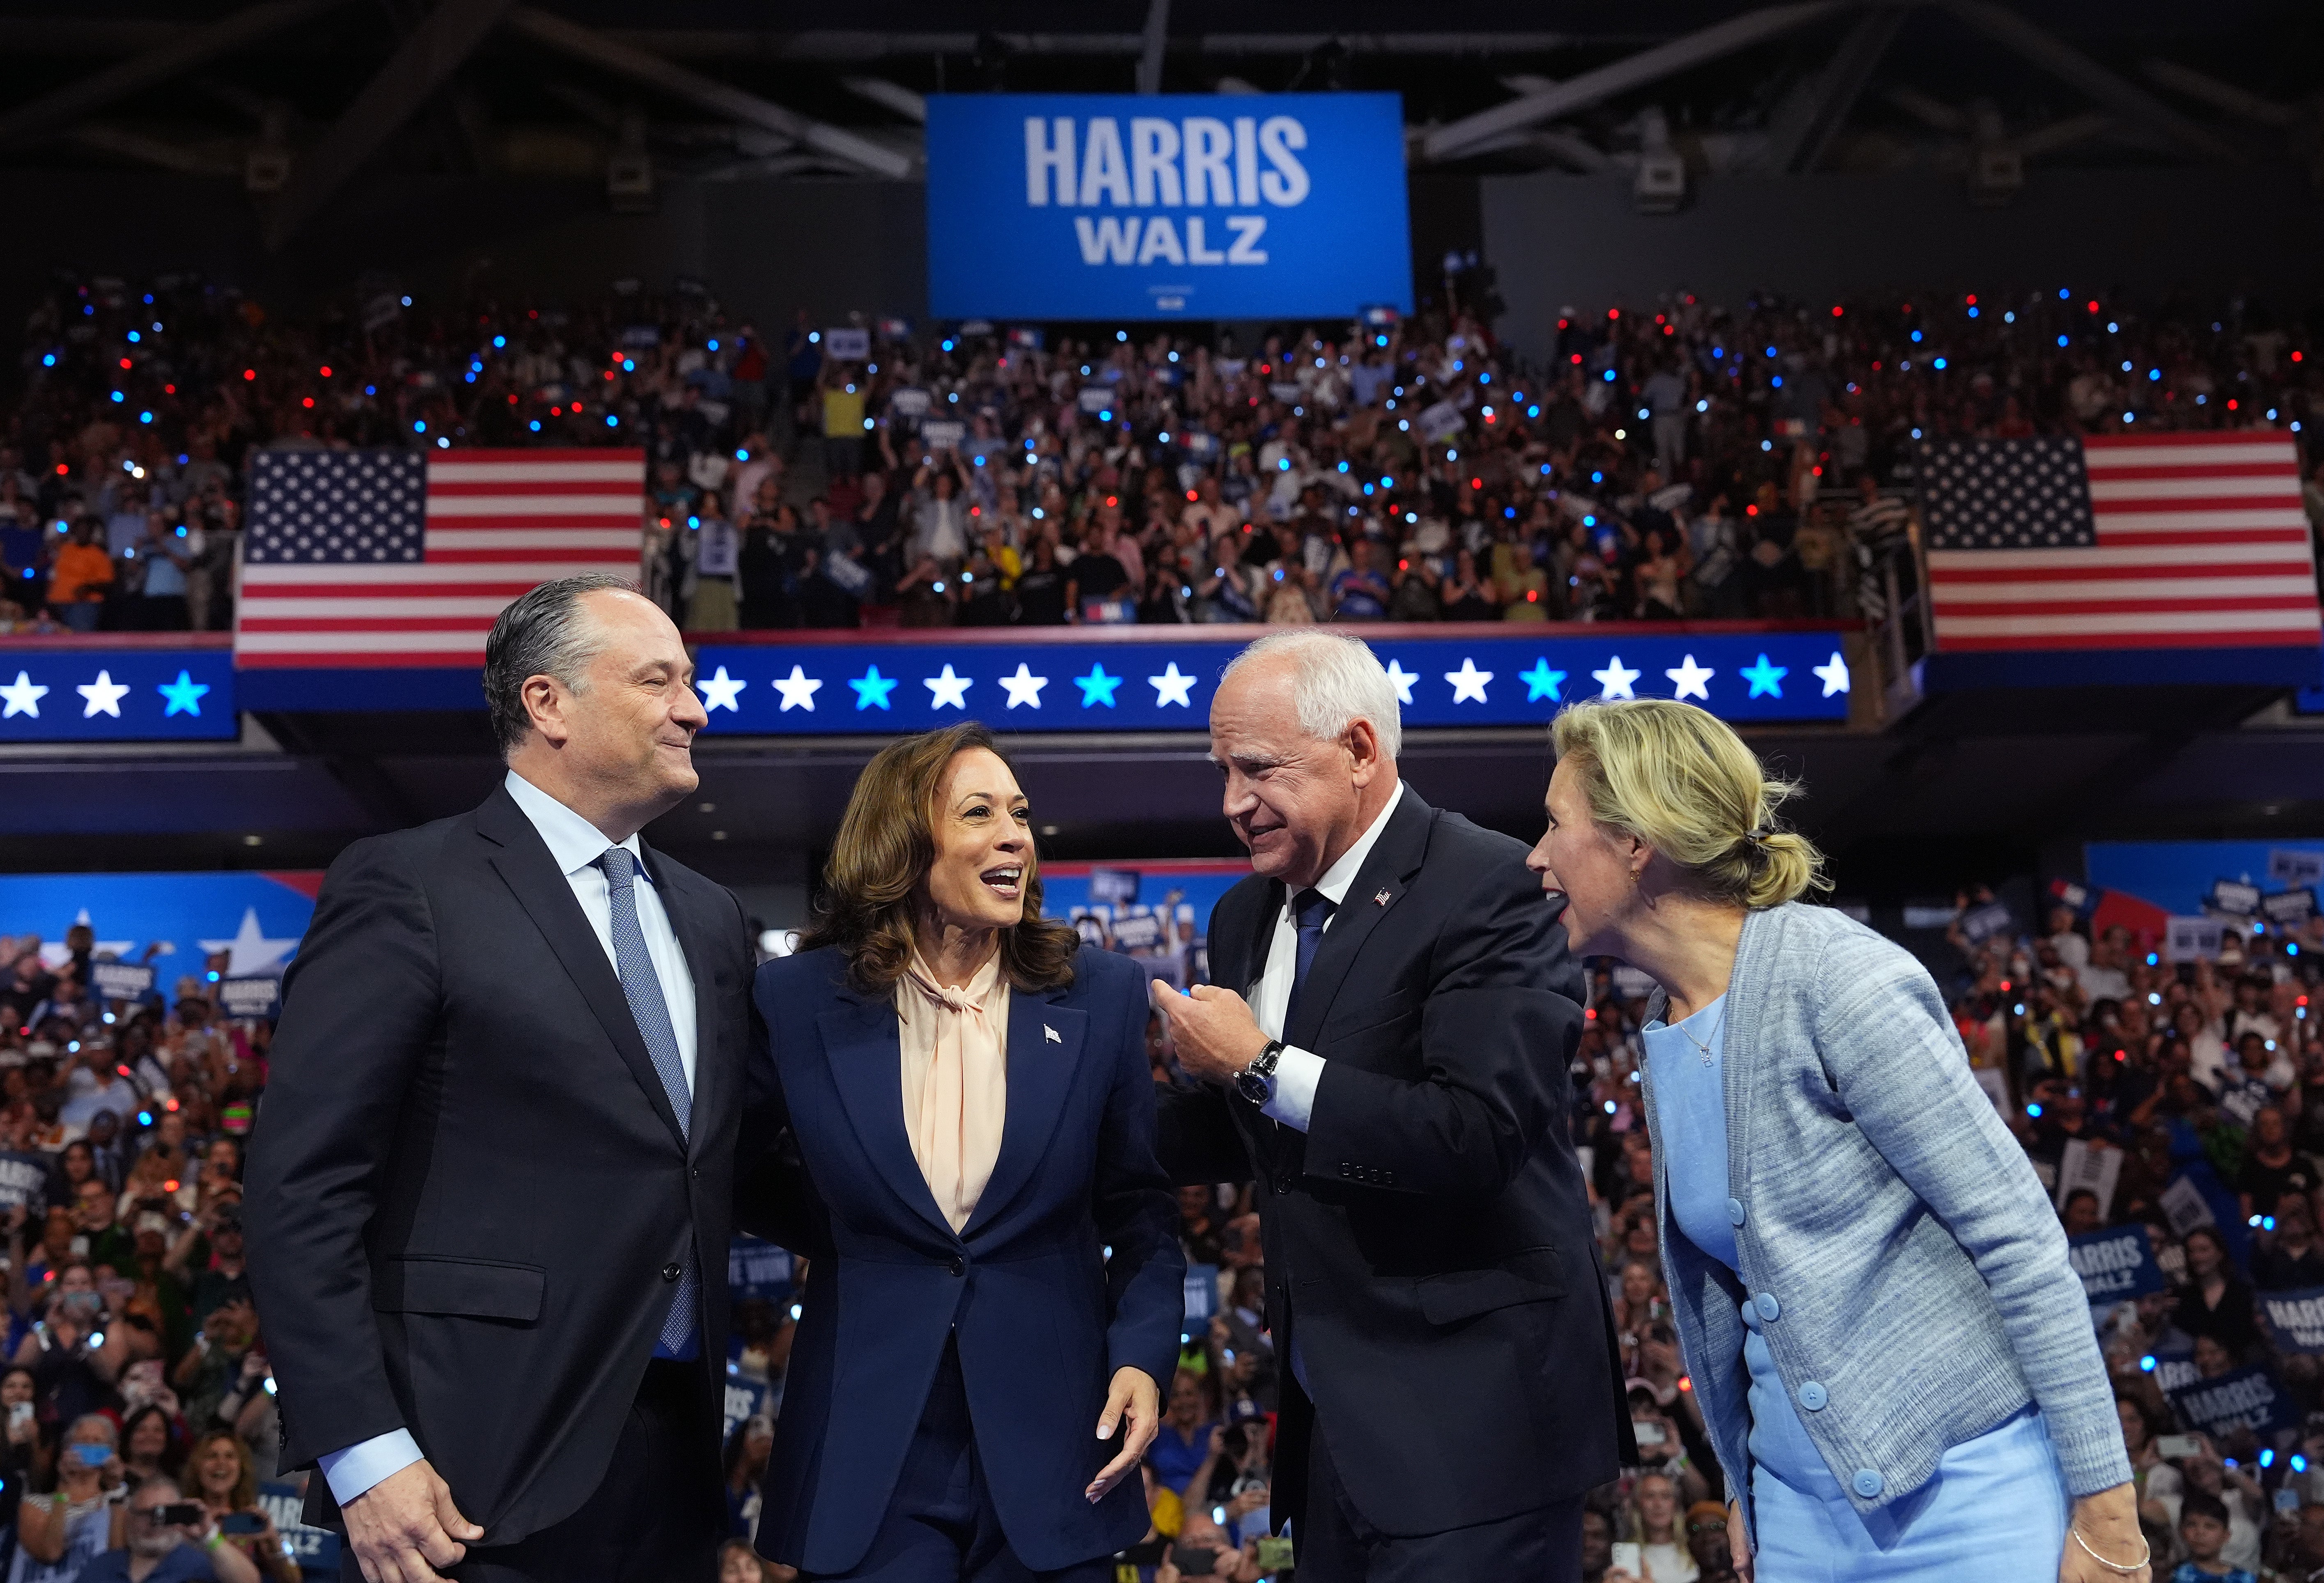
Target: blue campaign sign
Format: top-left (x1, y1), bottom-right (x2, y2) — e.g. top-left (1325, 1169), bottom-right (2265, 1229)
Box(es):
top-left (728, 1234), bottom-right (795, 1303)
top-left (926, 94), bottom-right (1413, 322)
top-left (693, 631), bottom-right (1852, 737)
top-left (257, 1480), bottom-right (342, 1579)
top-left (2261, 1286), bottom-right (2324, 1355)
top-left (2067, 1225), bottom-right (2166, 1307)
top-left (0, 648), bottom-right (236, 742)
top-left (2168, 1363), bottom-right (2299, 1439)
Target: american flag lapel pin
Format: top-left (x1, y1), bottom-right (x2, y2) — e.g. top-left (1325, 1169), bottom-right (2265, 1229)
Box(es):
top-left (1043, 1024), bottom-right (1062, 1043)
top-left (1373, 889), bottom-right (1392, 907)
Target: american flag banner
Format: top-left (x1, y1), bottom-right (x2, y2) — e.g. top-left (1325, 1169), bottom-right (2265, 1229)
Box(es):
top-left (234, 448), bottom-right (645, 668)
top-left (1917, 432), bottom-right (2319, 652)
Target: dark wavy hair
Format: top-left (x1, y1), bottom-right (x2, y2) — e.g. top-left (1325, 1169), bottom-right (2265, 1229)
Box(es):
top-left (801, 723), bottom-right (1079, 996)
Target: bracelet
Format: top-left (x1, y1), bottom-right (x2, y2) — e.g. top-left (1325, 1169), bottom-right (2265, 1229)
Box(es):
top-left (2069, 1526), bottom-right (2151, 1576)
top-left (204, 1530), bottom-right (224, 1552)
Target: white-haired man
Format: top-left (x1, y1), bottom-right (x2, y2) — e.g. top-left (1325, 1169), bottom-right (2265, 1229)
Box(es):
top-left (1151, 629), bottom-right (1628, 1583)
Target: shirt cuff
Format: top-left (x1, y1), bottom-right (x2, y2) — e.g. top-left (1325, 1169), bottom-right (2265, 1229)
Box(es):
top-left (318, 1429), bottom-right (423, 1506)
top-left (1260, 1046), bottom-right (1326, 1133)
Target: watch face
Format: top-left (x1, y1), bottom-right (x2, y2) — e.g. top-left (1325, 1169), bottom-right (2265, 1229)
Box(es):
top-left (1234, 1071), bottom-right (1269, 1105)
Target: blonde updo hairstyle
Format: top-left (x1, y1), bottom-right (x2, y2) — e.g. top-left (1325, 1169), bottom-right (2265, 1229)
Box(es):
top-left (1550, 697), bottom-right (1828, 910)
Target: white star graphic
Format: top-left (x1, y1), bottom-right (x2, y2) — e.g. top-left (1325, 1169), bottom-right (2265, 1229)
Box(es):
top-left (1665, 654), bottom-right (1715, 701)
top-left (1813, 651), bottom-right (1851, 697)
top-left (1147, 662), bottom-right (1196, 708)
top-left (924, 664), bottom-right (973, 710)
top-left (696, 665), bottom-right (747, 712)
top-left (1383, 660), bottom-right (1418, 705)
top-left (77, 670), bottom-right (131, 718)
top-left (196, 907), bottom-right (301, 976)
top-left (1000, 664), bottom-right (1049, 709)
top-left (771, 665), bottom-right (822, 712)
top-left (1592, 656), bottom-right (1641, 699)
top-left (0, 671), bottom-right (48, 719)
top-left (1444, 658), bottom-right (1493, 703)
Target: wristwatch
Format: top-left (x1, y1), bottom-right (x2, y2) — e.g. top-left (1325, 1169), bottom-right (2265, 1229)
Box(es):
top-left (1234, 1041), bottom-right (1286, 1106)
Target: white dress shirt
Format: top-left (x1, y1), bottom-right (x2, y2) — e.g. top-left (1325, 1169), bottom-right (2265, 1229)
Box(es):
top-left (317, 770), bottom-right (700, 1505)
top-left (1247, 781), bottom-right (1406, 1133)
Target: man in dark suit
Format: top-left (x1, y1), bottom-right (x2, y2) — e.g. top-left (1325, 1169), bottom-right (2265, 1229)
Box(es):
top-left (1150, 629), bottom-right (1629, 1583)
top-left (246, 574), bottom-right (752, 1583)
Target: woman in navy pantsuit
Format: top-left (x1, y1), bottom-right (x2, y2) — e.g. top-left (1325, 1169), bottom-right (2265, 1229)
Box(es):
top-left (745, 723), bottom-right (1185, 1583)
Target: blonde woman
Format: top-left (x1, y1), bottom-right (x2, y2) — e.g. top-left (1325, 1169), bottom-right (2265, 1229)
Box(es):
top-left (1526, 698), bottom-right (2145, 1583)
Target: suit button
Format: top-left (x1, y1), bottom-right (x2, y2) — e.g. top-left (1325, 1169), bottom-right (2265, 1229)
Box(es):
top-left (1341, 1161), bottom-right (1354, 1176)
top-left (1274, 1176), bottom-right (1292, 1194)
top-left (949, 1257), bottom-right (966, 1277)
top-left (1852, 1469), bottom-right (1883, 1499)
top-left (1727, 1196), bottom-right (1745, 1225)
top-left (661, 1263), bottom-right (682, 1283)
top-left (1799, 1381), bottom-right (1828, 1411)
top-left (1754, 1292), bottom-right (1780, 1322)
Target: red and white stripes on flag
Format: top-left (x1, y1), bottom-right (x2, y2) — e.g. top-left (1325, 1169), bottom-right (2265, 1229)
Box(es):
top-left (234, 448), bottom-right (645, 668)
top-left (1921, 432), bottom-right (2319, 652)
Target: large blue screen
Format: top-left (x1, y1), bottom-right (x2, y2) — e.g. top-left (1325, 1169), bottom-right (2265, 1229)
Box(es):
top-left (925, 93), bottom-right (1414, 322)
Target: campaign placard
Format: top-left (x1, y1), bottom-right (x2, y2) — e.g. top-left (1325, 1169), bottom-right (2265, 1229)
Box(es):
top-left (2261, 1286), bottom-right (2324, 1355)
top-left (2068, 1225), bottom-right (2165, 1306)
top-left (258, 1481), bottom-right (342, 1578)
top-left (0, 1152), bottom-right (47, 1216)
top-left (216, 975), bottom-right (280, 1020)
top-left (727, 1235), bottom-right (794, 1304)
top-left (2169, 1364), bottom-right (2298, 1438)
top-left (88, 962), bottom-right (154, 1002)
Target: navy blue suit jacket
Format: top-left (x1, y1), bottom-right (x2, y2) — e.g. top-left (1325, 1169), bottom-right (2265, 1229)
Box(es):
top-left (743, 943), bottom-right (1184, 1575)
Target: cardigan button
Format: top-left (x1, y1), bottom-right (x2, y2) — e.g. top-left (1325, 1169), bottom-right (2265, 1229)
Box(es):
top-left (1754, 1292), bottom-right (1780, 1322)
top-left (1726, 1197), bottom-right (1745, 1226)
top-left (1852, 1469), bottom-right (1884, 1499)
top-left (1799, 1381), bottom-right (1828, 1411)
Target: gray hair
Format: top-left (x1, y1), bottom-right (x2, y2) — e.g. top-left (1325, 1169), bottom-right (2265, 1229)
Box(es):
top-left (1221, 630), bottom-right (1402, 759)
top-left (482, 574), bottom-right (638, 754)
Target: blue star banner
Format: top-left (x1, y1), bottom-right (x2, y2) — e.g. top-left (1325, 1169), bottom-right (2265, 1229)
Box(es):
top-left (693, 630), bottom-right (1852, 735)
top-left (0, 649), bottom-right (237, 742)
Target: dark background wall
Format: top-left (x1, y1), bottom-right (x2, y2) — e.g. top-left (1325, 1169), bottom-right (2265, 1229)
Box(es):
top-left (1479, 167), bottom-right (2324, 363)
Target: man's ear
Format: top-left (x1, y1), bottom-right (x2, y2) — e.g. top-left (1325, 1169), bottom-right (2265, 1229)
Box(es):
top-left (1346, 719), bottom-right (1384, 786)
top-left (521, 673), bottom-right (571, 747)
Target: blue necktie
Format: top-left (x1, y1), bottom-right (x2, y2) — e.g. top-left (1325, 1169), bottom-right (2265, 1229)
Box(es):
top-left (597, 846), bottom-right (700, 1358)
top-left (1281, 888), bottom-right (1336, 1037)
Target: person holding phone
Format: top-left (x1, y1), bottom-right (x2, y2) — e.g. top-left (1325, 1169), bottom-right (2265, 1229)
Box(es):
top-left (74, 1473), bottom-right (263, 1583)
top-left (741, 723), bottom-right (1184, 1581)
top-left (18, 1414), bottom-right (127, 1582)
top-left (185, 1433), bottom-right (296, 1583)
top-left (1529, 698), bottom-right (2144, 1583)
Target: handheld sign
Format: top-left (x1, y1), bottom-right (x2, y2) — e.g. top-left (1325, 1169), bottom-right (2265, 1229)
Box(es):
top-left (2068, 1225), bottom-right (2164, 1307)
top-left (89, 962), bottom-right (154, 1002)
top-left (2261, 1286), bottom-right (2324, 1356)
top-left (2168, 1364), bottom-right (2297, 1439)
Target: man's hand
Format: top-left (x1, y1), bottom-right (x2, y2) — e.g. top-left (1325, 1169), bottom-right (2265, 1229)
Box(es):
top-left (1728, 1499), bottom-right (1754, 1583)
top-left (341, 1459), bottom-right (482, 1583)
top-left (1151, 981), bottom-right (1270, 1085)
top-left (1085, 1366), bottom-right (1161, 1504)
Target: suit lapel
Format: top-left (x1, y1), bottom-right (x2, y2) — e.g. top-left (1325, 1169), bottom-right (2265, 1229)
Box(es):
top-left (646, 844), bottom-right (720, 1164)
top-left (818, 991), bottom-right (959, 1245)
top-left (1240, 878), bottom-right (1285, 999)
top-left (476, 787), bottom-right (687, 1152)
top-left (1284, 793), bottom-right (1435, 1052)
top-left (963, 985), bottom-right (1088, 1240)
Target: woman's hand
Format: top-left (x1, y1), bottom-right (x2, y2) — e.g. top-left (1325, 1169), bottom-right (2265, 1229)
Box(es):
top-left (1728, 1498), bottom-right (1755, 1583)
top-left (2060, 1484), bottom-right (2150, 1583)
top-left (1084, 1366), bottom-right (1160, 1504)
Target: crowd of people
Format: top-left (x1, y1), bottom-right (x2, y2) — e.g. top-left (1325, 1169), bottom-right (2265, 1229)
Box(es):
top-left (1, 273), bottom-right (2314, 639)
top-left (20, 878), bottom-right (2324, 1578)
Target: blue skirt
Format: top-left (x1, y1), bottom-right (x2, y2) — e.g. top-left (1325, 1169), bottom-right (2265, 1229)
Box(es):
top-left (1750, 1408), bottom-right (2069, 1582)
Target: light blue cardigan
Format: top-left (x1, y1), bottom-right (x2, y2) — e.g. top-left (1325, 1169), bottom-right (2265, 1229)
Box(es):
top-left (1638, 901), bottom-right (2130, 1535)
